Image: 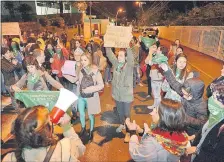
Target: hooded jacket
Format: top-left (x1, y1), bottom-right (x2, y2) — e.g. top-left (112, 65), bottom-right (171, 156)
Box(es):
top-left (163, 70), bottom-right (208, 135)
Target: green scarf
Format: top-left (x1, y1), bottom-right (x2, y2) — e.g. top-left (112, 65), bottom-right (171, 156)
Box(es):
top-left (116, 62), bottom-right (125, 72)
top-left (175, 68), bottom-right (181, 79)
top-left (48, 49), bottom-right (54, 56)
top-left (208, 96), bottom-right (224, 128)
top-left (152, 53), bottom-right (168, 64)
top-left (27, 73), bottom-right (40, 85)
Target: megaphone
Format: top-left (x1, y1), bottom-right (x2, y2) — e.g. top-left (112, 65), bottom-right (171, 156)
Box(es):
top-left (49, 88), bottom-right (78, 124)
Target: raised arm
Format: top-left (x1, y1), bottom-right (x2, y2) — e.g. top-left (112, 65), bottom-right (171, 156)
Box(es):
top-left (106, 47), bottom-right (118, 66)
top-left (126, 48), bottom-right (134, 67)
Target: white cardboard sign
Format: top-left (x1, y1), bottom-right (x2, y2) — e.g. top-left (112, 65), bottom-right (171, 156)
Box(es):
top-left (104, 25), bottom-right (133, 48)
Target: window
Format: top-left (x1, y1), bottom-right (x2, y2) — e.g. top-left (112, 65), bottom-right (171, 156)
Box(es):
top-left (64, 4), bottom-right (70, 10)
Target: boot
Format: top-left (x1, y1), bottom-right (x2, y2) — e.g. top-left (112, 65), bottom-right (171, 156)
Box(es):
top-left (89, 130), bottom-right (93, 142)
top-left (79, 126), bottom-right (86, 137)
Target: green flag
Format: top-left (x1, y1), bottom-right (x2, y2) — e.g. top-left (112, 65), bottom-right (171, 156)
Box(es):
top-left (141, 37), bottom-right (156, 48)
top-left (15, 91), bottom-right (60, 111)
top-left (152, 53), bottom-right (168, 64)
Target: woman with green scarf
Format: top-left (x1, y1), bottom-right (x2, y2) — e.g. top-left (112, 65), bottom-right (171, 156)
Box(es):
top-left (185, 79), bottom-right (224, 162)
top-left (162, 53), bottom-right (193, 102)
top-left (106, 47), bottom-right (134, 142)
top-left (11, 55), bottom-right (63, 92)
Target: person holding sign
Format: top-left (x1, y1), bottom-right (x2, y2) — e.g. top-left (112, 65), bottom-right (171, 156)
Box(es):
top-left (106, 47), bottom-right (134, 142)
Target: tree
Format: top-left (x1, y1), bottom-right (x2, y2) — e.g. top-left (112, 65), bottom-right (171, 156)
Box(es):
top-left (4, 1), bottom-right (15, 20)
top-left (17, 3), bottom-right (32, 21)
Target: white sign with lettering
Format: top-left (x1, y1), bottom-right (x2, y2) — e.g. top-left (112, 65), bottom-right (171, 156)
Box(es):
top-left (104, 25), bottom-right (133, 48)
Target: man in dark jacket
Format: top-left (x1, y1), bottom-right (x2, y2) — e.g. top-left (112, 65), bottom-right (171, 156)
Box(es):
top-left (1, 47), bottom-right (22, 110)
top-left (160, 63), bottom-right (208, 135)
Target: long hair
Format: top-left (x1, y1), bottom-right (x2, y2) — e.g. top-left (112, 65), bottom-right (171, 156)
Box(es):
top-left (157, 99), bottom-right (186, 133)
top-left (81, 52), bottom-right (93, 68)
top-left (171, 53), bottom-right (189, 80)
top-left (14, 106), bottom-right (58, 162)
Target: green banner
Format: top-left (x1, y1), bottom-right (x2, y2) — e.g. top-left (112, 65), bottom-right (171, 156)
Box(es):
top-left (15, 91), bottom-right (60, 111)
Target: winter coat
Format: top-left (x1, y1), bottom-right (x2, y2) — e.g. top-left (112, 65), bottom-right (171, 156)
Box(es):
top-left (106, 47), bottom-right (134, 102)
top-left (1, 57), bottom-right (22, 86)
top-left (163, 69), bottom-right (208, 135)
top-left (76, 66), bottom-right (104, 115)
top-left (192, 119), bottom-right (224, 162)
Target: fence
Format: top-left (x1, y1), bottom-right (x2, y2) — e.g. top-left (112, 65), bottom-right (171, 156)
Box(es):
top-left (156, 26), bottom-right (224, 61)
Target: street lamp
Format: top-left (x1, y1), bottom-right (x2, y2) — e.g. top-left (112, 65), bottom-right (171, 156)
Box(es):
top-left (116, 8), bottom-right (124, 26)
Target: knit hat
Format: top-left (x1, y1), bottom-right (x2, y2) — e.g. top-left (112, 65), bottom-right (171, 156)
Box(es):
top-left (12, 37), bottom-right (20, 44)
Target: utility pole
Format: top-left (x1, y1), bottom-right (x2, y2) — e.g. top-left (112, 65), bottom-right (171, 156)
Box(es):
top-left (89, 1), bottom-right (92, 38)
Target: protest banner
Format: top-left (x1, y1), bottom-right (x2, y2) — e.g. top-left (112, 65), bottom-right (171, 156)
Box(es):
top-left (104, 25), bottom-right (133, 48)
top-left (15, 91), bottom-right (60, 111)
top-left (2, 22), bottom-right (21, 36)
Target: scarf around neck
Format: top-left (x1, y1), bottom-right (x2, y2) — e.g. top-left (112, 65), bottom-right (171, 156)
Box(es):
top-left (27, 73), bottom-right (40, 85)
top-left (147, 128), bottom-right (188, 156)
top-left (116, 62), bottom-right (125, 72)
top-left (208, 96), bottom-right (224, 128)
top-left (48, 49), bottom-right (54, 56)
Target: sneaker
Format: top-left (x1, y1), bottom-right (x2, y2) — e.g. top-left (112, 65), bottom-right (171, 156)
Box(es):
top-left (116, 124), bottom-right (125, 133)
top-left (124, 133), bottom-right (130, 143)
top-left (105, 82), bottom-right (110, 87)
top-left (147, 105), bottom-right (155, 110)
top-left (146, 95), bottom-right (151, 98)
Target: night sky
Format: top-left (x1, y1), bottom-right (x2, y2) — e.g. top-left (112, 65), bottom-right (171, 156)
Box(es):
top-left (87, 1), bottom-right (217, 20)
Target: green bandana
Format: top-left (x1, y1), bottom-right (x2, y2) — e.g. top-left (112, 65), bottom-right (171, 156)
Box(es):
top-left (27, 73), bottom-right (40, 85)
top-left (116, 62), bottom-right (125, 72)
top-left (208, 96), bottom-right (224, 128)
top-left (176, 68), bottom-right (181, 79)
top-left (152, 53), bottom-right (168, 64)
top-left (48, 49), bottom-right (54, 56)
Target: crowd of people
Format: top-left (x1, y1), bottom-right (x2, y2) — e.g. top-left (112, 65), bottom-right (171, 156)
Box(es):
top-left (1, 28), bottom-right (224, 162)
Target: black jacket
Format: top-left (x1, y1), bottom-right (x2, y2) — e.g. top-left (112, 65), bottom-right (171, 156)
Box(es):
top-left (1, 57), bottom-right (22, 86)
top-left (193, 119), bottom-right (224, 162)
top-left (163, 70), bottom-right (208, 135)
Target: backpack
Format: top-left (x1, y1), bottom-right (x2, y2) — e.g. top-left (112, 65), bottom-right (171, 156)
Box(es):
top-left (80, 69), bottom-right (94, 98)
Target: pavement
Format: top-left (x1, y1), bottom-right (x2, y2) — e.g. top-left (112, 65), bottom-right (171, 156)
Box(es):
top-left (1, 38), bottom-right (222, 161)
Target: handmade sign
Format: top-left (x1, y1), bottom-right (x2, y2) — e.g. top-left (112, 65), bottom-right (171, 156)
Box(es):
top-left (104, 25), bottom-right (133, 48)
top-left (15, 91), bottom-right (60, 111)
top-left (2, 22), bottom-right (21, 36)
top-left (61, 60), bottom-right (76, 76)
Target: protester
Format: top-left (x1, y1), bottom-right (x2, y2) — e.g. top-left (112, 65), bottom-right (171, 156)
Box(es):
top-left (127, 99), bottom-right (188, 162)
top-left (2, 106), bottom-right (86, 162)
top-left (185, 79), bottom-right (224, 162)
top-left (11, 55), bottom-right (63, 91)
top-left (145, 43), bottom-right (167, 109)
top-left (160, 63), bottom-right (208, 135)
top-left (162, 53), bottom-right (193, 102)
top-left (1, 47), bottom-right (22, 110)
top-left (76, 52), bottom-right (104, 141)
top-left (106, 47), bottom-right (134, 142)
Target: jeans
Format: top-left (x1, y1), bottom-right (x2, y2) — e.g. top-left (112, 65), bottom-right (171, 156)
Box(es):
top-left (104, 66), bottom-right (112, 82)
top-left (115, 100), bottom-right (131, 124)
top-left (133, 65), bottom-right (140, 88)
top-left (146, 65), bottom-right (152, 95)
top-left (78, 97), bottom-right (95, 131)
top-left (151, 80), bottom-right (162, 108)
